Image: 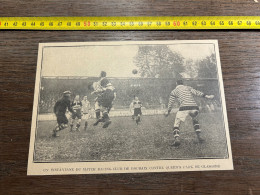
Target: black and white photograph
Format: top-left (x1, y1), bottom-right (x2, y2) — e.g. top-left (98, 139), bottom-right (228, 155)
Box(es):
top-left (28, 40), bottom-right (233, 175)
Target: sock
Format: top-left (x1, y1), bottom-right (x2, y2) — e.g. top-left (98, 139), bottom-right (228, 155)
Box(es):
top-left (173, 127), bottom-right (180, 137)
top-left (193, 119), bottom-right (200, 132)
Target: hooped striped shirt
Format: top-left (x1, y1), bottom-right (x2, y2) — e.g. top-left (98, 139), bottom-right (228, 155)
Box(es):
top-left (168, 85), bottom-right (205, 110)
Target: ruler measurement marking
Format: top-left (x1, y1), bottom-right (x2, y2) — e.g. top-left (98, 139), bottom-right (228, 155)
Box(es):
top-left (0, 17), bottom-right (259, 29)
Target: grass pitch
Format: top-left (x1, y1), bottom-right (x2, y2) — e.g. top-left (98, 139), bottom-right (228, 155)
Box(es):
top-left (34, 112), bottom-right (228, 162)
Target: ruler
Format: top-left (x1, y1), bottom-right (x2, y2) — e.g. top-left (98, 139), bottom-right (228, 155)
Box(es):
top-left (0, 16), bottom-right (260, 30)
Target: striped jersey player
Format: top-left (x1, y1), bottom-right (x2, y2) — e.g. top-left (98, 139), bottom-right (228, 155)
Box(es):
top-left (70, 95), bottom-right (82, 131)
top-left (165, 80), bottom-right (214, 146)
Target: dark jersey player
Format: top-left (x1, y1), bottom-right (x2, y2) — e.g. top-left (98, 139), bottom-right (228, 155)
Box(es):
top-left (52, 91), bottom-right (75, 137)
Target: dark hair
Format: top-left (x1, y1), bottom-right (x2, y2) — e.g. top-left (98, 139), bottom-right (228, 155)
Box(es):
top-left (176, 80), bottom-right (183, 85)
top-left (100, 71), bottom-right (107, 78)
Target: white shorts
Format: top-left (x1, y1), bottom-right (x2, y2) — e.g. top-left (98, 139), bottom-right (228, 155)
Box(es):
top-left (174, 109), bottom-right (199, 126)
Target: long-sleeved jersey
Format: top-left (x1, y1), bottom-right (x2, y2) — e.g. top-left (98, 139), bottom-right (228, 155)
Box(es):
top-left (54, 98), bottom-right (74, 114)
top-left (168, 85), bottom-right (205, 110)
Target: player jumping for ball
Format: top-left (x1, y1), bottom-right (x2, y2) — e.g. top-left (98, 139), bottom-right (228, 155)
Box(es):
top-left (164, 80), bottom-right (214, 146)
top-left (70, 95), bottom-right (83, 131)
top-left (52, 91), bottom-right (75, 137)
top-left (130, 96), bottom-right (142, 125)
top-left (92, 71), bottom-right (116, 128)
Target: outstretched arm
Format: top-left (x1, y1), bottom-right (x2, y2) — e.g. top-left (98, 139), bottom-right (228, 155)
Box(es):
top-left (190, 87), bottom-right (205, 97)
top-left (190, 87), bottom-right (214, 99)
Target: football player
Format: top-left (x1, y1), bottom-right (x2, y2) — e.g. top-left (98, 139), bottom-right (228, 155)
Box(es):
top-left (52, 91), bottom-right (75, 137)
top-left (92, 71), bottom-right (116, 128)
top-left (131, 96), bottom-right (142, 125)
top-left (81, 95), bottom-right (91, 130)
top-left (70, 95), bottom-right (82, 131)
top-left (165, 80), bottom-right (214, 146)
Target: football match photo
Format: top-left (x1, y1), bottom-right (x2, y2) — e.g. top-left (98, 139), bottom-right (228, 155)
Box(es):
top-left (29, 41), bottom-right (231, 170)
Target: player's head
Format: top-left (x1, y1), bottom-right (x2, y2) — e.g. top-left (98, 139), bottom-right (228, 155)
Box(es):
top-left (134, 96), bottom-right (139, 100)
top-left (83, 96), bottom-right (88, 100)
top-left (63, 91), bottom-right (71, 99)
top-left (176, 79), bottom-right (183, 85)
top-left (100, 71), bottom-right (107, 78)
top-left (75, 95), bottom-right (80, 101)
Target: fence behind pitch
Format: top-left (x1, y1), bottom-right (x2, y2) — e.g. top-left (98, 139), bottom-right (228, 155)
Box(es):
top-left (38, 77), bottom-right (221, 114)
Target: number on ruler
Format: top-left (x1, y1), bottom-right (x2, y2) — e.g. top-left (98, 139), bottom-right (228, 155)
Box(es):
top-left (67, 22), bottom-right (71, 26)
top-left (192, 21), bottom-right (197, 26)
top-left (147, 22), bottom-right (152, 26)
top-left (129, 21), bottom-right (134, 26)
top-left (31, 22), bottom-right (35, 26)
top-left (173, 21), bottom-right (180, 26)
top-left (237, 21), bottom-right (242, 25)
top-left (139, 22), bottom-right (143, 26)
top-left (4, 22), bottom-right (8, 26)
top-left (103, 22), bottom-right (107, 26)
top-left (22, 22), bottom-right (26, 26)
top-left (246, 21), bottom-right (251, 25)
top-left (58, 22), bottom-right (62, 26)
top-left (255, 21), bottom-right (260, 25)
top-left (165, 21), bottom-right (170, 26)
top-left (219, 21), bottom-right (224, 25)
top-left (111, 22), bottom-right (116, 26)
top-left (210, 21), bottom-right (215, 25)
top-left (228, 21), bottom-right (233, 25)
top-left (40, 22), bottom-right (44, 26)
top-left (201, 21), bottom-right (206, 25)
top-left (93, 22), bottom-right (98, 26)
top-left (76, 22), bottom-right (80, 26)
top-left (49, 22), bottom-right (53, 26)
top-left (13, 22), bottom-right (17, 26)
top-left (120, 22), bottom-right (125, 26)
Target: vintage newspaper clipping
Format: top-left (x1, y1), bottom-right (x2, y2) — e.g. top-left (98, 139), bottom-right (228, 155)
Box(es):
top-left (28, 40), bottom-right (233, 175)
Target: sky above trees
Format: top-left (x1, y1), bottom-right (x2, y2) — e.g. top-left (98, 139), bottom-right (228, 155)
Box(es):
top-left (41, 43), bottom-right (215, 78)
